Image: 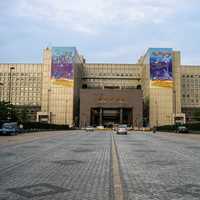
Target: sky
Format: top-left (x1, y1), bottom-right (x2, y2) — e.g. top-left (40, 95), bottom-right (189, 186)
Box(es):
top-left (0, 0), bottom-right (200, 64)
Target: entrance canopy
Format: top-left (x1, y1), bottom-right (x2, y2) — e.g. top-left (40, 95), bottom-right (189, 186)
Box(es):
top-left (80, 89), bottom-right (143, 127)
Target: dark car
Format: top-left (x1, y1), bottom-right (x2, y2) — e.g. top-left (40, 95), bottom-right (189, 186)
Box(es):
top-left (1, 122), bottom-right (22, 136)
top-left (176, 126), bottom-right (189, 133)
top-left (1, 122), bottom-right (18, 136)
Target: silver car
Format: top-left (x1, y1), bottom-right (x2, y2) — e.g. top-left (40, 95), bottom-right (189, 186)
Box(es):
top-left (116, 125), bottom-right (128, 135)
top-left (85, 126), bottom-right (94, 131)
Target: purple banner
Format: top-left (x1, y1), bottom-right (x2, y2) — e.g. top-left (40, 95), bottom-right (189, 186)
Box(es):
top-left (150, 48), bottom-right (173, 81)
top-left (51, 47), bottom-right (75, 80)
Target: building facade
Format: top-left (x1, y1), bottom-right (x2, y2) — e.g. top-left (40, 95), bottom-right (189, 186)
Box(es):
top-left (181, 65), bottom-right (200, 122)
top-left (80, 89), bottom-right (143, 127)
top-left (139, 49), bottom-right (184, 127)
top-left (0, 47), bottom-right (199, 127)
top-left (0, 63), bottom-right (42, 121)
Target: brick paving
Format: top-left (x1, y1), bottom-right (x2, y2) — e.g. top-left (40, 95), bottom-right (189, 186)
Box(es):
top-left (1, 131), bottom-right (200, 200)
top-left (115, 132), bottom-right (200, 200)
top-left (0, 131), bottom-right (113, 200)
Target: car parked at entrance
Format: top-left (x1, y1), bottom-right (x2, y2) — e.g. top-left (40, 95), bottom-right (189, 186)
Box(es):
top-left (116, 125), bottom-right (128, 135)
top-left (85, 126), bottom-right (94, 131)
top-left (1, 122), bottom-right (19, 136)
top-left (96, 126), bottom-right (104, 130)
top-left (176, 126), bottom-right (189, 133)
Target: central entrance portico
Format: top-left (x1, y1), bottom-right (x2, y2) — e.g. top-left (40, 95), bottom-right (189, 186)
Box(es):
top-left (80, 89), bottom-right (142, 128)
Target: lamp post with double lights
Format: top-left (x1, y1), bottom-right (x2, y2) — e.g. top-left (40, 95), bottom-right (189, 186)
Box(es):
top-left (65, 97), bottom-right (68, 125)
top-left (47, 88), bottom-right (51, 123)
top-left (155, 100), bottom-right (158, 128)
top-left (0, 82), bottom-right (4, 101)
top-left (8, 67), bottom-right (15, 103)
top-left (173, 89), bottom-right (177, 124)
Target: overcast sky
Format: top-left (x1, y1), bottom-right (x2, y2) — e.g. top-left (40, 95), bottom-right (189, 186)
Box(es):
top-left (0, 0), bottom-right (200, 64)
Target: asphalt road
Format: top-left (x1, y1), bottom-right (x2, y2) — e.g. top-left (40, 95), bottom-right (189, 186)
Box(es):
top-left (0, 131), bottom-right (200, 200)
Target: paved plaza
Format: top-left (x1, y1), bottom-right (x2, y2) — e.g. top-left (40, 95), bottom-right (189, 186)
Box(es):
top-left (0, 131), bottom-right (200, 199)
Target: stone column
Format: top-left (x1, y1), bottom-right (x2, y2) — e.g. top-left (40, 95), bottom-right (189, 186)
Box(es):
top-left (120, 108), bottom-right (123, 124)
top-left (100, 108), bottom-right (103, 125)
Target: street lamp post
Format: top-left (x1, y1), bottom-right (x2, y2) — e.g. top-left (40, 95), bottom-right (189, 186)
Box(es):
top-left (47, 88), bottom-right (51, 123)
top-left (0, 82), bottom-right (4, 99)
top-left (65, 97), bottom-right (68, 125)
top-left (173, 89), bottom-right (176, 124)
top-left (8, 67), bottom-right (15, 103)
top-left (155, 100), bottom-right (158, 127)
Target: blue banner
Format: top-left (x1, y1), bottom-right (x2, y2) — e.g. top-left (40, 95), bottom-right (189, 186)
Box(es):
top-left (149, 48), bottom-right (173, 88)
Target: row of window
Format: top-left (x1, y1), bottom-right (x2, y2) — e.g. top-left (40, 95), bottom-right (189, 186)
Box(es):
top-left (0, 95), bottom-right (40, 100)
top-left (14, 102), bottom-right (40, 106)
top-left (182, 84), bottom-right (200, 88)
top-left (0, 77), bottom-right (41, 82)
top-left (0, 81), bottom-right (41, 86)
top-left (0, 73), bottom-right (41, 76)
top-left (182, 99), bottom-right (199, 104)
top-left (182, 74), bottom-right (200, 78)
top-left (182, 94), bottom-right (200, 97)
top-left (0, 83), bottom-right (40, 87)
top-left (101, 81), bottom-right (135, 85)
top-left (85, 78), bottom-right (139, 82)
top-left (84, 73), bottom-right (140, 77)
top-left (1, 89), bottom-right (40, 93)
top-left (182, 79), bottom-right (200, 82)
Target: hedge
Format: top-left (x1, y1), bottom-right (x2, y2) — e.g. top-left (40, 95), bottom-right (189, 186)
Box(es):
top-left (157, 123), bottom-right (200, 132)
top-left (22, 122), bottom-right (70, 130)
top-left (157, 125), bottom-right (177, 132)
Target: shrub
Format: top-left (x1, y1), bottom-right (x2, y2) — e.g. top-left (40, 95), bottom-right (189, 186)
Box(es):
top-left (157, 125), bottom-right (177, 132)
top-left (22, 122), bottom-right (69, 130)
top-left (157, 123), bottom-right (200, 132)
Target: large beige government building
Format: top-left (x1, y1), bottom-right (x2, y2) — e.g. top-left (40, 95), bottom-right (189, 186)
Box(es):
top-left (0, 47), bottom-right (199, 127)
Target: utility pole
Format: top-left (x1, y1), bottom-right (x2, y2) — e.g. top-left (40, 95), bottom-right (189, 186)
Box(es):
top-left (173, 89), bottom-right (176, 124)
top-left (65, 96), bottom-right (68, 125)
top-left (8, 67), bottom-right (15, 103)
top-left (0, 82), bottom-right (4, 101)
top-left (47, 88), bottom-right (51, 123)
top-left (155, 100), bottom-right (158, 127)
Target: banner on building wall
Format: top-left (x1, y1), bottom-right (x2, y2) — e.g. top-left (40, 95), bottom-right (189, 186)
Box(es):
top-left (51, 47), bottom-right (76, 87)
top-left (149, 48), bottom-right (173, 88)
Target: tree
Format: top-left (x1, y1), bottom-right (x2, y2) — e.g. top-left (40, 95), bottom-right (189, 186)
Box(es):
top-left (192, 108), bottom-right (200, 121)
top-left (143, 97), bottom-right (149, 126)
top-left (10, 104), bottom-right (20, 121)
top-left (0, 101), bottom-right (10, 121)
top-left (18, 107), bottom-right (29, 123)
top-left (0, 101), bottom-right (19, 122)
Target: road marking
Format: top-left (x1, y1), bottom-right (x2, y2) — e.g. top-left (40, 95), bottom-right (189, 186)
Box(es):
top-left (112, 134), bottom-right (124, 200)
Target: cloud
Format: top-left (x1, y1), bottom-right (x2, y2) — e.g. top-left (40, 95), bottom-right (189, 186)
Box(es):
top-left (5, 0), bottom-right (190, 34)
top-left (1, 0), bottom-right (200, 64)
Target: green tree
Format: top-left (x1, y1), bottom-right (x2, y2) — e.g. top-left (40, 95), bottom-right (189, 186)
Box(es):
top-left (0, 101), bottom-right (10, 120)
top-left (193, 108), bottom-right (200, 121)
top-left (143, 97), bottom-right (149, 126)
top-left (18, 107), bottom-right (29, 123)
top-left (0, 101), bottom-right (19, 121)
top-left (10, 104), bottom-right (20, 121)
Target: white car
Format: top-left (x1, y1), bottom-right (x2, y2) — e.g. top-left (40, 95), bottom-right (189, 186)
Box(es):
top-left (96, 126), bottom-right (104, 130)
top-left (116, 125), bottom-right (128, 135)
top-left (85, 126), bottom-right (94, 131)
